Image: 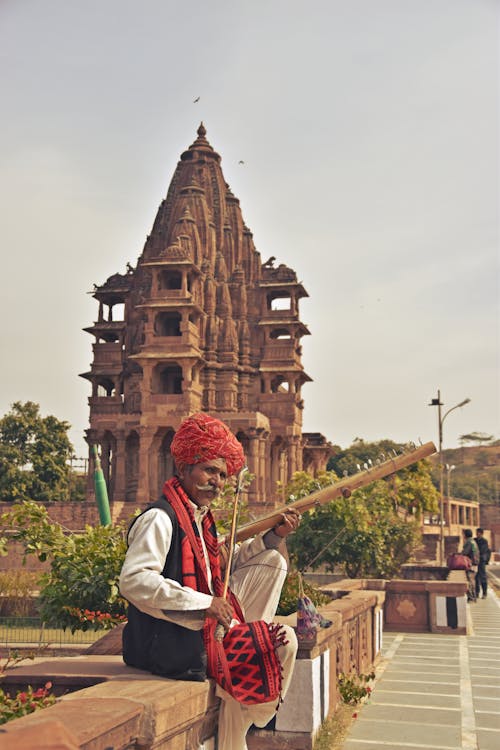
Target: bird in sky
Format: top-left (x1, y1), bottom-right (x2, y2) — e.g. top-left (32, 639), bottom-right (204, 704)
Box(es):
top-left (238, 160), bottom-right (245, 164)
top-left (193, 96), bottom-right (200, 103)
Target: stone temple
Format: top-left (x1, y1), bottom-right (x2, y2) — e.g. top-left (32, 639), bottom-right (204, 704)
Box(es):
top-left (81, 124), bottom-right (332, 510)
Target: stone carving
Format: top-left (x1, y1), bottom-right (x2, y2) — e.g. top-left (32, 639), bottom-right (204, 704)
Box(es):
top-left (396, 598), bottom-right (417, 620)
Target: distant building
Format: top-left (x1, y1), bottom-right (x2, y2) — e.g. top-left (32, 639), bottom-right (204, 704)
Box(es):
top-left (81, 124), bottom-right (333, 509)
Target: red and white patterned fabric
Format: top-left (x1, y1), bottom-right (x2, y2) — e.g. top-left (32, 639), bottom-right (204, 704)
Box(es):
top-left (163, 476), bottom-right (286, 704)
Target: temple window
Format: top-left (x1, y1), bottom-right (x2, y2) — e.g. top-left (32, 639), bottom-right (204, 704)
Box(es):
top-left (97, 378), bottom-right (115, 397)
top-left (158, 365), bottom-right (183, 394)
top-left (154, 311), bottom-right (182, 336)
top-left (107, 302), bottom-right (125, 322)
top-left (271, 375), bottom-right (289, 393)
top-left (268, 293), bottom-right (291, 311)
top-left (99, 332), bottom-right (119, 343)
top-left (270, 328), bottom-right (291, 340)
top-left (159, 270), bottom-right (182, 290)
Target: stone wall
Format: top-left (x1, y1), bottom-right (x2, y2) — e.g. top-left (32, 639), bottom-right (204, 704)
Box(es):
top-left (320, 573), bottom-right (469, 636)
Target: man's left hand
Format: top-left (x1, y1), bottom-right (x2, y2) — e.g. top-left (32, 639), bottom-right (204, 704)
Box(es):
top-left (273, 508), bottom-right (301, 538)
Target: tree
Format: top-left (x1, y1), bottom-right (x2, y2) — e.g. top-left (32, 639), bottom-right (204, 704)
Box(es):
top-left (328, 439), bottom-right (439, 516)
top-left (287, 476), bottom-right (421, 578)
top-left (458, 432), bottom-right (494, 446)
top-left (285, 441), bottom-right (438, 578)
top-left (0, 402), bottom-right (73, 502)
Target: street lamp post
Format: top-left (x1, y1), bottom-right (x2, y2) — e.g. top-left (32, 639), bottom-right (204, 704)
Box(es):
top-left (429, 391), bottom-right (470, 566)
top-left (446, 464), bottom-right (455, 500)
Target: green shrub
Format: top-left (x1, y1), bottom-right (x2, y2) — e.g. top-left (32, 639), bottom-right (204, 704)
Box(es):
top-left (1, 501), bottom-right (128, 632)
top-left (277, 571), bottom-right (330, 615)
top-left (338, 671), bottom-right (375, 705)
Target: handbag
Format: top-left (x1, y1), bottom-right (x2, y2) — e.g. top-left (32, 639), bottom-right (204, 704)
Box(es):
top-left (296, 572), bottom-right (332, 640)
top-left (447, 553), bottom-right (471, 571)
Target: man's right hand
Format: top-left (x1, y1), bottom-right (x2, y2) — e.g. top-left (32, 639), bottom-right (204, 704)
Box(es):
top-left (206, 596), bottom-right (233, 629)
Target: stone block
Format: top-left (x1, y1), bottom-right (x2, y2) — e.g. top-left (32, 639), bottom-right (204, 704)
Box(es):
top-left (0, 718), bottom-right (80, 750)
top-left (62, 675), bottom-right (218, 747)
top-left (275, 651), bottom-right (329, 733)
top-left (431, 593), bottom-right (467, 634)
top-left (0, 697), bottom-right (142, 750)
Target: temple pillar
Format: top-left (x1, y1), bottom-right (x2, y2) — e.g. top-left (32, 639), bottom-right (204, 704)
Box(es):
top-left (113, 430), bottom-right (126, 501)
top-left (136, 426), bottom-right (155, 506)
top-left (247, 431), bottom-right (259, 506)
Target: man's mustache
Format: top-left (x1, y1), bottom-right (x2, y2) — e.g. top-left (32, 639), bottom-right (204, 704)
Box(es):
top-left (195, 483), bottom-right (219, 494)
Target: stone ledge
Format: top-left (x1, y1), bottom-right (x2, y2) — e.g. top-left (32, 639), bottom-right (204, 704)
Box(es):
top-left (62, 675), bottom-right (218, 747)
top-left (0, 590), bottom-right (385, 749)
top-left (0, 718), bottom-right (80, 750)
top-left (0, 697), bottom-right (142, 750)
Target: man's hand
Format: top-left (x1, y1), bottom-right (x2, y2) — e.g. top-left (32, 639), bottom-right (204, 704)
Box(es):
top-left (273, 508), bottom-right (301, 538)
top-left (206, 596), bottom-right (233, 629)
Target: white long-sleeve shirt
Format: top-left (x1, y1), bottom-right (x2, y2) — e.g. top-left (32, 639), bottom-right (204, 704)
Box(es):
top-left (119, 506), bottom-right (282, 631)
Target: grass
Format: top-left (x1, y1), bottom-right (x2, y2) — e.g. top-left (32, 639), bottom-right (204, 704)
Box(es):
top-left (313, 703), bottom-right (359, 750)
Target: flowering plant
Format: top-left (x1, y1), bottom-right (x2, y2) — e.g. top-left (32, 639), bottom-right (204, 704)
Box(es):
top-left (0, 682), bottom-right (56, 725)
top-left (63, 606), bottom-right (127, 631)
top-left (338, 671), bottom-right (375, 705)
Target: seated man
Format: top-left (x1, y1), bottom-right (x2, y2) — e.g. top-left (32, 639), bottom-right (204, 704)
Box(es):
top-left (119, 412), bottom-right (300, 750)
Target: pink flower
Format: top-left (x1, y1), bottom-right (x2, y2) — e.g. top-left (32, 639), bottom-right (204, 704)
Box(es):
top-left (18, 692), bottom-right (27, 704)
top-left (45, 681), bottom-right (52, 690)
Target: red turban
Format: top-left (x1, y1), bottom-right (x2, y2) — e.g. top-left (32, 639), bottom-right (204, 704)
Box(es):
top-left (170, 413), bottom-right (245, 476)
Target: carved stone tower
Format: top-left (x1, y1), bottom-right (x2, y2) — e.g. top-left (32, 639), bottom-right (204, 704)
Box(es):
top-left (81, 124), bottom-right (331, 509)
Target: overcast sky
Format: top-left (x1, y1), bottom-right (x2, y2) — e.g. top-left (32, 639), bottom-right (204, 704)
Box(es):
top-left (0, 0), bottom-right (498, 459)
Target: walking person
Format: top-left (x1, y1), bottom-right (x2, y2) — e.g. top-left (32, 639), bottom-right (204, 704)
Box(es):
top-left (461, 528), bottom-right (479, 602)
top-left (475, 527), bottom-right (491, 598)
top-left (119, 412), bottom-right (300, 750)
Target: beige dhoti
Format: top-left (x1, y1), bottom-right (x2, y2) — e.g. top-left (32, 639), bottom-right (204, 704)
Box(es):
top-left (213, 546), bottom-right (298, 750)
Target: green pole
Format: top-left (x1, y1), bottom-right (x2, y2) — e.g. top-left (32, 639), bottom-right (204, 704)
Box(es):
top-left (92, 444), bottom-right (112, 526)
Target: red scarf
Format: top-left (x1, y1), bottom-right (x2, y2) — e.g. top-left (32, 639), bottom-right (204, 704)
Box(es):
top-left (163, 477), bottom-right (287, 705)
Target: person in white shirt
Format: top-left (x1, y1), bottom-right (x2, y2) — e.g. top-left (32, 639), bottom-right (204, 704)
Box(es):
top-left (119, 412), bottom-right (300, 750)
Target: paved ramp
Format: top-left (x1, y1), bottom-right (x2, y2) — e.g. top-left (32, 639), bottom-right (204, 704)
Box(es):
top-left (341, 591), bottom-right (500, 750)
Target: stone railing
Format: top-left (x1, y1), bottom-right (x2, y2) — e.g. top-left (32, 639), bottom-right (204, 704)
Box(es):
top-left (320, 573), bottom-right (469, 636)
top-left (0, 587), bottom-right (385, 750)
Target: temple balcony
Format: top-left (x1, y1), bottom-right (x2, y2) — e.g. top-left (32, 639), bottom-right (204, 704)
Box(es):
top-left (260, 341), bottom-right (302, 365)
top-left (91, 342), bottom-right (124, 366)
top-left (149, 393), bottom-right (184, 407)
top-left (134, 339), bottom-right (202, 358)
top-left (146, 290), bottom-right (192, 302)
top-left (88, 395), bottom-right (124, 415)
top-left (84, 321), bottom-right (125, 340)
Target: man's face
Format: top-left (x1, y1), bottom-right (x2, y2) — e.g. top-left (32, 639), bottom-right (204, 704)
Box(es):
top-left (177, 458), bottom-right (228, 508)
